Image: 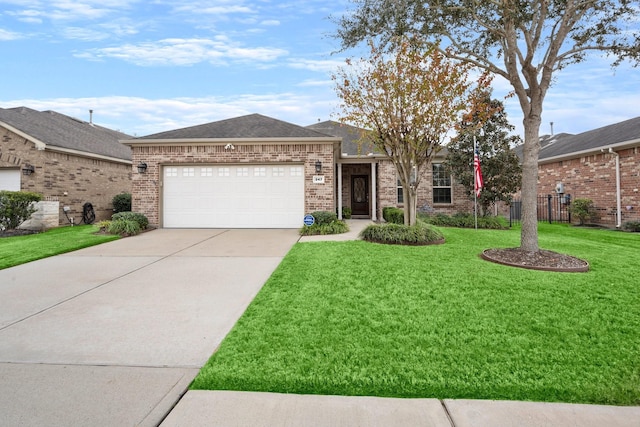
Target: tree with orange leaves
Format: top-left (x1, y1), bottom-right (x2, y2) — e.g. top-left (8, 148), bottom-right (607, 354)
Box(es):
top-left (333, 36), bottom-right (491, 225)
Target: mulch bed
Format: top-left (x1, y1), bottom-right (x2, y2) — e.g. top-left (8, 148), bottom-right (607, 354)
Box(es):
top-left (0, 229), bottom-right (42, 238)
top-left (482, 248), bottom-right (589, 272)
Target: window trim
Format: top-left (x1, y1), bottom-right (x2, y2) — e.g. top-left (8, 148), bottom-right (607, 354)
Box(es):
top-left (432, 163), bottom-right (452, 204)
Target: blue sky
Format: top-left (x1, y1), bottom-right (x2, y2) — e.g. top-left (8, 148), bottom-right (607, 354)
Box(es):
top-left (1, 0), bottom-right (638, 138)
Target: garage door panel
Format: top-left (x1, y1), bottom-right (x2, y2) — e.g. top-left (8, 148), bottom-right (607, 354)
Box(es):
top-left (0, 169), bottom-right (21, 191)
top-left (163, 165), bottom-right (304, 228)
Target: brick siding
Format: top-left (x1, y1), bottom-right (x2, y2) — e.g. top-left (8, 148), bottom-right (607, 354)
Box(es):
top-left (1, 127), bottom-right (131, 225)
top-left (376, 159), bottom-right (473, 220)
top-left (130, 142), bottom-right (335, 227)
top-left (538, 147), bottom-right (640, 226)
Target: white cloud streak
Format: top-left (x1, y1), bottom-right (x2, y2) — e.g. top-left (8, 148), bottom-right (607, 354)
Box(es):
top-left (75, 36), bottom-right (288, 66)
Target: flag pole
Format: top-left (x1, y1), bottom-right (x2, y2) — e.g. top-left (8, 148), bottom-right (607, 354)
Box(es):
top-left (474, 133), bottom-right (478, 230)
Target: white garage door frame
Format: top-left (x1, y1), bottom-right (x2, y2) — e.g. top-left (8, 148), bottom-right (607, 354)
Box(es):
top-left (0, 168), bottom-right (21, 191)
top-left (162, 163), bottom-right (305, 229)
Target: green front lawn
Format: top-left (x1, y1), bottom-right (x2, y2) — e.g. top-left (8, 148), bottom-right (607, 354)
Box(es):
top-left (192, 224), bottom-right (640, 405)
top-left (0, 225), bottom-right (120, 269)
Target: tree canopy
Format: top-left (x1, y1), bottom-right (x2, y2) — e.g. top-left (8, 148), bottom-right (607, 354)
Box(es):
top-left (335, 0), bottom-right (640, 252)
top-left (445, 96), bottom-right (522, 216)
top-left (333, 36), bottom-right (491, 225)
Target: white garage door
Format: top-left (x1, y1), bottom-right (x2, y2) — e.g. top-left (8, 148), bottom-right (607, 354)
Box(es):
top-left (0, 169), bottom-right (21, 191)
top-left (163, 164), bottom-right (305, 228)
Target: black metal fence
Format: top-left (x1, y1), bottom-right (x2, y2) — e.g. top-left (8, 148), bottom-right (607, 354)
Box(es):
top-left (510, 194), bottom-right (572, 226)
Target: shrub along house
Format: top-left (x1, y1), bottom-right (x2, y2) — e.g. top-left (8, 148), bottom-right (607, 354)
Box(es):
top-left (123, 114), bottom-right (472, 229)
top-left (0, 107), bottom-right (132, 225)
top-left (536, 116), bottom-right (640, 227)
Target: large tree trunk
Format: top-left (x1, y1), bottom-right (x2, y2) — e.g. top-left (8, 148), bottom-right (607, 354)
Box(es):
top-left (408, 187), bottom-right (418, 226)
top-left (520, 112), bottom-right (542, 252)
top-left (403, 186), bottom-right (418, 226)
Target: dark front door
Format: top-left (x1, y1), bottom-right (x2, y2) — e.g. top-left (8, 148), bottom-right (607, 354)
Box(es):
top-left (351, 175), bottom-right (369, 216)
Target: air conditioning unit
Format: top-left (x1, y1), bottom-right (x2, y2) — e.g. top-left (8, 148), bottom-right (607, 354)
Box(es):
top-left (555, 183), bottom-right (565, 194)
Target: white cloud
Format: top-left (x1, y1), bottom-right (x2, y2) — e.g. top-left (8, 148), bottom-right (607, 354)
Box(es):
top-left (75, 36), bottom-right (288, 66)
top-left (0, 28), bottom-right (24, 40)
top-left (62, 26), bottom-right (110, 41)
top-left (288, 58), bottom-right (344, 73)
top-left (7, 9), bottom-right (44, 24)
top-left (162, 0), bottom-right (255, 16)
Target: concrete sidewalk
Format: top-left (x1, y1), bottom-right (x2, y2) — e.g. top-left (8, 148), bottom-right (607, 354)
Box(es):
top-left (161, 391), bottom-right (640, 426)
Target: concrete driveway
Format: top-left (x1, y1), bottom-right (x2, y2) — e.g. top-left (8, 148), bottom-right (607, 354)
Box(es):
top-left (0, 228), bottom-right (300, 427)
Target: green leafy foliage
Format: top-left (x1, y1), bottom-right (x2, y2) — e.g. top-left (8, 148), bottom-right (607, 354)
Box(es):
top-left (299, 220), bottom-right (349, 236)
top-left (112, 193), bottom-right (132, 213)
top-left (0, 191), bottom-right (43, 230)
top-left (445, 96), bottom-right (522, 215)
top-left (108, 219), bottom-right (141, 236)
top-left (420, 212), bottom-right (509, 229)
top-left (341, 206), bottom-right (352, 219)
top-left (382, 207), bottom-right (404, 224)
top-left (360, 221), bottom-right (444, 245)
top-left (623, 221), bottom-right (640, 232)
top-left (569, 198), bottom-right (597, 225)
top-left (111, 211), bottom-right (149, 230)
top-left (309, 211), bottom-right (337, 226)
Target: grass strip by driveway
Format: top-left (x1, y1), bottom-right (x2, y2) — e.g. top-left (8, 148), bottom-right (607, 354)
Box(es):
top-left (0, 225), bottom-right (119, 269)
top-left (192, 224), bottom-right (640, 405)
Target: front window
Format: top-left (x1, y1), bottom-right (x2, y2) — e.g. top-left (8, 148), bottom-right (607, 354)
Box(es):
top-left (397, 166), bottom-right (417, 205)
top-left (432, 164), bottom-right (451, 204)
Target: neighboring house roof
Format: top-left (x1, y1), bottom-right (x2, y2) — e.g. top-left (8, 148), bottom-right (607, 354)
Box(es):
top-left (509, 132), bottom-right (574, 161)
top-left (306, 120), bottom-right (377, 156)
top-left (538, 116), bottom-right (640, 162)
top-left (138, 113), bottom-right (334, 140)
top-left (0, 107), bottom-right (132, 162)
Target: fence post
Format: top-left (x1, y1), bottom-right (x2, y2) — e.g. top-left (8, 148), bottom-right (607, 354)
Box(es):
top-left (547, 194), bottom-right (553, 224)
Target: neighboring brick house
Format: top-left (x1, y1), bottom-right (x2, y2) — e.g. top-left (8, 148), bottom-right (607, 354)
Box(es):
top-left (536, 116), bottom-right (640, 227)
top-left (0, 107), bottom-right (132, 225)
top-left (307, 121), bottom-right (473, 221)
top-left (122, 114), bottom-right (473, 229)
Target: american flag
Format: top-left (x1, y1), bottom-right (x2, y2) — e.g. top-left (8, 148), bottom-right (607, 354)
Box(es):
top-left (474, 149), bottom-right (483, 197)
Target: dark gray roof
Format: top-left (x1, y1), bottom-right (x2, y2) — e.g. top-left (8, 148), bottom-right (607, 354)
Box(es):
top-left (539, 116), bottom-right (640, 160)
top-left (306, 120), bottom-right (377, 155)
top-left (0, 107), bottom-right (132, 161)
top-left (139, 114), bottom-right (333, 140)
top-left (513, 132), bottom-right (573, 160)
top-left (307, 120), bottom-right (451, 158)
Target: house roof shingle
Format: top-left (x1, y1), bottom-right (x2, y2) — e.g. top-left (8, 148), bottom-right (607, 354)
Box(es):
top-left (139, 113), bottom-right (334, 140)
top-left (539, 116), bottom-right (640, 160)
top-left (307, 120), bottom-right (451, 158)
top-left (0, 107), bottom-right (132, 161)
top-left (306, 120), bottom-right (377, 156)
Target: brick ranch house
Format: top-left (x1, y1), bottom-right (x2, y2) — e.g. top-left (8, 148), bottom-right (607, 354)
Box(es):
top-left (536, 116), bottom-right (640, 227)
top-left (0, 107), bottom-right (132, 225)
top-left (122, 114), bottom-right (472, 229)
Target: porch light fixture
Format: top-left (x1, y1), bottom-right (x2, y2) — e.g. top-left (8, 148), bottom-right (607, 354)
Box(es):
top-left (137, 162), bottom-right (148, 174)
top-left (315, 160), bottom-right (322, 173)
top-left (22, 164), bottom-right (35, 176)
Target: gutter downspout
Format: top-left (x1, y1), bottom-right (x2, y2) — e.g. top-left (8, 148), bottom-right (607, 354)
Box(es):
top-left (609, 148), bottom-right (622, 228)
